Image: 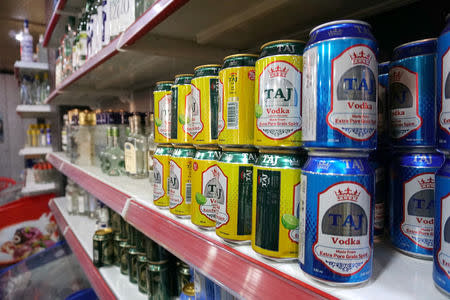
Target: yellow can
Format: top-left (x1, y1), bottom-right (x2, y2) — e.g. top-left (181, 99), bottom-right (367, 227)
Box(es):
top-left (153, 144), bottom-right (173, 208)
top-left (218, 54), bottom-right (258, 147)
top-left (170, 74), bottom-right (194, 145)
top-left (254, 40), bottom-right (306, 148)
top-left (215, 148), bottom-right (257, 243)
top-left (153, 81), bottom-right (173, 144)
top-left (168, 146), bottom-right (196, 218)
top-left (191, 147), bottom-right (221, 230)
top-left (251, 149), bottom-right (304, 261)
top-left (188, 65), bottom-right (221, 146)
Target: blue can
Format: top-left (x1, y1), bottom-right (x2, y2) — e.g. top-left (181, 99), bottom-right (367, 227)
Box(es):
top-left (378, 62), bottom-right (389, 146)
top-left (369, 151), bottom-right (387, 240)
top-left (437, 16), bottom-right (450, 151)
top-left (299, 151), bottom-right (374, 285)
top-left (302, 20), bottom-right (378, 150)
top-left (389, 150), bottom-right (444, 259)
top-left (193, 269), bottom-right (215, 300)
top-left (434, 155), bottom-right (450, 296)
top-left (389, 38), bottom-right (437, 147)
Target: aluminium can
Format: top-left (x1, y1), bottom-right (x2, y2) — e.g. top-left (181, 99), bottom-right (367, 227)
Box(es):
top-left (170, 74), bottom-right (194, 145)
top-left (218, 54), bottom-right (258, 147)
top-left (169, 146), bottom-right (196, 218)
top-left (369, 151), bottom-right (387, 240)
top-left (147, 261), bottom-right (170, 300)
top-left (389, 150), bottom-right (444, 259)
top-left (378, 62), bottom-right (389, 146)
top-left (137, 254), bottom-right (149, 294)
top-left (194, 269), bottom-right (215, 300)
top-left (119, 241), bottom-right (131, 275)
top-left (299, 151), bottom-right (374, 285)
top-left (154, 81), bottom-right (173, 144)
top-left (215, 148), bottom-right (257, 244)
top-left (93, 227), bottom-right (114, 268)
top-left (437, 16), bottom-right (450, 151)
top-left (113, 233), bottom-right (124, 266)
top-left (191, 147), bottom-right (221, 230)
top-left (302, 20), bottom-right (378, 150)
top-left (252, 149), bottom-right (306, 261)
top-left (128, 247), bottom-right (142, 284)
top-left (434, 155), bottom-right (450, 296)
top-left (254, 40), bottom-right (305, 148)
top-left (153, 144), bottom-right (174, 209)
top-left (188, 65), bottom-right (221, 145)
top-left (389, 38), bottom-right (437, 147)
top-left (145, 236), bottom-right (170, 263)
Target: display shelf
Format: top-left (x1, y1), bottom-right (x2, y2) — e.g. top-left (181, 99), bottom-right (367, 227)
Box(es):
top-left (44, 0), bottom-right (412, 105)
top-left (14, 61), bottom-right (50, 82)
top-left (19, 147), bottom-right (53, 156)
top-left (16, 105), bottom-right (55, 118)
top-left (49, 197), bottom-right (147, 300)
top-left (21, 168), bottom-right (58, 195)
top-left (46, 151), bottom-right (445, 300)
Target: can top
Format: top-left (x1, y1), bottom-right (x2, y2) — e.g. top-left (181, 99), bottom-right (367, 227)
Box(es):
top-left (95, 228), bottom-right (114, 236)
top-left (378, 61), bottom-right (390, 74)
top-left (195, 145), bottom-right (221, 151)
top-left (308, 150), bottom-right (369, 158)
top-left (394, 151), bottom-right (444, 168)
top-left (154, 81), bottom-right (173, 91)
top-left (148, 261), bottom-right (169, 271)
top-left (174, 144), bottom-right (195, 149)
top-left (259, 40), bottom-right (305, 58)
top-left (259, 39), bottom-right (305, 50)
top-left (392, 38), bottom-right (437, 60)
top-left (137, 255), bottom-right (147, 262)
top-left (222, 147), bottom-right (256, 153)
top-left (174, 74), bottom-right (194, 85)
top-left (193, 64), bottom-right (221, 77)
top-left (222, 53), bottom-right (258, 68)
top-left (158, 143), bottom-right (174, 148)
top-left (128, 247), bottom-right (139, 255)
top-left (174, 74), bottom-right (194, 78)
top-left (182, 283), bottom-right (195, 297)
top-left (259, 148), bottom-right (299, 155)
top-left (119, 241), bottom-right (130, 247)
top-left (307, 20), bottom-right (375, 47)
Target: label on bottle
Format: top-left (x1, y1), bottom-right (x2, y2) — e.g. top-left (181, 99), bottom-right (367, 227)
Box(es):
top-left (124, 142), bottom-right (137, 174)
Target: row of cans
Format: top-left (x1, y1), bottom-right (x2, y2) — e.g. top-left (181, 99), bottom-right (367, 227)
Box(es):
top-left (153, 17), bottom-right (450, 151)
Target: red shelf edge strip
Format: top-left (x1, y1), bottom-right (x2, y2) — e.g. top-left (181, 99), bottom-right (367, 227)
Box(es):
top-left (43, 0), bottom-right (67, 47)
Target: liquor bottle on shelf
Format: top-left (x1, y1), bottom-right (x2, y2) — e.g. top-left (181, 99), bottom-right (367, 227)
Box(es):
top-left (65, 180), bottom-right (75, 215)
top-left (31, 74), bottom-right (41, 104)
top-left (40, 72), bottom-right (50, 103)
top-left (147, 113), bottom-right (156, 174)
top-left (100, 126), bottom-right (112, 173)
top-left (118, 110), bottom-right (130, 150)
top-left (68, 109), bottom-right (80, 162)
top-left (39, 124), bottom-right (46, 147)
top-left (88, 194), bottom-right (98, 219)
top-left (106, 126), bottom-right (125, 176)
top-left (86, 0), bottom-right (95, 60)
top-left (20, 20), bottom-right (33, 62)
top-left (55, 48), bottom-right (62, 86)
top-left (124, 114), bottom-right (148, 179)
top-left (75, 111), bottom-right (95, 165)
top-left (102, 0), bottom-right (111, 46)
top-left (77, 8), bottom-right (88, 69)
top-left (94, 110), bottom-right (105, 167)
top-left (77, 188), bottom-right (89, 216)
top-left (61, 114), bottom-right (68, 152)
top-left (36, 34), bottom-right (48, 63)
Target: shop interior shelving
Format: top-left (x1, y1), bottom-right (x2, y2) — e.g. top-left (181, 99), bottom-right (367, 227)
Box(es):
top-left (21, 168), bottom-right (58, 196)
top-left (16, 105), bottom-right (55, 118)
top-left (43, 0), bottom-right (415, 105)
top-left (19, 147), bottom-right (53, 157)
top-left (14, 60), bottom-right (49, 79)
top-left (49, 197), bottom-right (147, 300)
top-left (46, 151), bottom-right (446, 300)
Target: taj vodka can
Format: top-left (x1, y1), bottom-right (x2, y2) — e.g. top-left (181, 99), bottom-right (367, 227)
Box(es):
top-left (389, 150), bottom-right (444, 259)
top-left (437, 15), bottom-right (450, 151)
top-left (389, 38), bottom-right (437, 147)
top-left (299, 151), bottom-right (374, 285)
top-left (378, 62), bottom-right (389, 146)
top-left (434, 154), bottom-right (450, 296)
top-left (302, 20), bottom-right (378, 150)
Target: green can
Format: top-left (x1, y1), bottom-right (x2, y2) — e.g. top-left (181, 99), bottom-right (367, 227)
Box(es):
top-left (147, 261), bottom-right (170, 300)
top-left (145, 237), bottom-right (170, 262)
top-left (170, 74), bottom-right (194, 145)
top-left (137, 255), bottom-right (149, 294)
top-left (127, 225), bottom-right (145, 252)
top-left (119, 242), bottom-right (131, 275)
top-left (119, 216), bottom-right (129, 240)
top-left (113, 233), bottom-right (125, 266)
top-left (153, 145), bottom-right (174, 208)
top-left (176, 262), bottom-right (191, 296)
top-left (128, 248), bottom-right (144, 284)
top-left (109, 208), bottom-right (121, 233)
top-left (93, 228), bottom-right (114, 268)
top-left (216, 147), bottom-right (258, 244)
top-left (251, 149), bottom-right (307, 261)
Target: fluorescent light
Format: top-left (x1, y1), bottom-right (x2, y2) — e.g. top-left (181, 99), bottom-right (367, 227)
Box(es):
top-left (15, 32), bottom-right (23, 41)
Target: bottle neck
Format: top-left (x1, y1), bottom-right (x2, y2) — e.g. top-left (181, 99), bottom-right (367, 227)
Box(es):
top-left (112, 135), bottom-right (118, 147)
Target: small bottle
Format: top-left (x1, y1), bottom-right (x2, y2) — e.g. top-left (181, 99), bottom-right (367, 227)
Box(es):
top-left (106, 126), bottom-right (125, 176)
top-left (146, 113), bottom-right (156, 174)
top-left (31, 74), bottom-right (41, 104)
top-left (102, 0), bottom-right (110, 46)
top-left (36, 34), bottom-right (48, 63)
top-left (124, 114), bottom-right (148, 179)
top-left (20, 20), bottom-right (33, 62)
top-left (88, 194), bottom-right (98, 218)
top-left (75, 111), bottom-right (94, 165)
top-left (71, 184), bottom-right (80, 215)
top-left (40, 72), bottom-right (50, 103)
top-left (69, 110), bottom-right (80, 163)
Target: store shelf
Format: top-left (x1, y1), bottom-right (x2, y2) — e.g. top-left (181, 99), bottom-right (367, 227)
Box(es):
top-left (44, 0), bottom-right (413, 105)
top-left (19, 147), bottom-right (53, 156)
top-left (21, 168), bottom-right (58, 196)
top-left (46, 151), bottom-right (445, 300)
top-left (16, 105), bottom-right (55, 118)
top-left (14, 61), bottom-right (50, 82)
top-left (49, 197), bottom-right (147, 300)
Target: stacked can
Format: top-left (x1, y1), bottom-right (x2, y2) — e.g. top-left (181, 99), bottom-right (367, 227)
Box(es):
top-left (300, 20), bottom-right (378, 285)
top-left (153, 81), bottom-right (174, 209)
top-left (169, 74), bottom-right (196, 219)
top-left (216, 54), bottom-right (258, 243)
top-left (388, 38), bottom-right (444, 260)
top-left (188, 65), bottom-right (222, 230)
top-left (434, 14), bottom-right (450, 297)
top-left (251, 40), bottom-right (305, 261)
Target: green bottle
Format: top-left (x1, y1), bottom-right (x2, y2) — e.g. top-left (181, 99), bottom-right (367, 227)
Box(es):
top-left (100, 126), bottom-right (112, 173)
top-left (106, 126), bottom-right (125, 176)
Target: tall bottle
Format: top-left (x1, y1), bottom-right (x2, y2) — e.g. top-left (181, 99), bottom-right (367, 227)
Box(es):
top-left (68, 109), bottom-right (79, 161)
top-left (75, 111), bottom-right (95, 165)
top-left (106, 126), bottom-right (125, 176)
top-left (64, 17), bottom-right (76, 77)
top-left (77, 7), bottom-right (89, 68)
top-left (100, 126), bottom-right (112, 173)
top-left (62, 114), bottom-right (69, 152)
top-left (86, 0), bottom-right (96, 59)
top-left (124, 114), bottom-right (148, 179)
top-left (102, 0), bottom-right (110, 46)
top-left (93, 0), bottom-right (102, 55)
top-left (31, 74), bottom-right (41, 104)
top-left (36, 34), bottom-right (48, 63)
top-left (94, 110), bottom-right (105, 167)
top-left (146, 113), bottom-right (156, 173)
top-left (40, 72), bottom-right (50, 103)
top-left (20, 20), bottom-right (33, 62)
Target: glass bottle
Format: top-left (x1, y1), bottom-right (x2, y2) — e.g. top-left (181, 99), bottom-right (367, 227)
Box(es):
top-left (88, 194), bottom-right (98, 218)
top-left (106, 126), bottom-right (125, 176)
top-left (40, 72), bottom-right (50, 103)
top-left (46, 124), bottom-right (52, 146)
top-left (77, 7), bottom-right (88, 68)
top-left (39, 124), bottom-right (46, 147)
top-left (31, 74), bottom-right (41, 104)
top-left (65, 181), bottom-right (74, 214)
top-left (118, 110), bottom-right (130, 150)
top-left (20, 20), bottom-right (33, 62)
top-left (77, 189), bottom-right (89, 216)
top-left (71, 183), bottom-right (80, 215)
top-left (87, 0), bottom-right (97, 59)
top-left (100, 126), bottom-right (112, 173)
top-left (124, 114), bottom-right (148, 179)
top-left (147, 113), bottom-right (156, 175)
top-left (94, 110), bottom-right (105, 167)
top-left (68, 109), bottom-right (79, 162)
top-left (36, 34), bottom-right (48, 63)
top-left (75, 111), bottom-right (94, 165)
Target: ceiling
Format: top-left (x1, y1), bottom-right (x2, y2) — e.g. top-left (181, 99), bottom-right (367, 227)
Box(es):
top-left (0, 0), bottom-right (48, 73)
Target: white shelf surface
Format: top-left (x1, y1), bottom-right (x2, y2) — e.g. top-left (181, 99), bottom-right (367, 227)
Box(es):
top-left (19, 147), bottom-right (53, 156)
top-left (21, 168), bottom-right (58, 195)
top-left (51, 196), bottom-right (147, 300)
top-left (47, 152), bottom-right (446, 300)
top-left (16, 105), bottom-right (55, 118)
top-left (14, 61), bottom-right (49, 71)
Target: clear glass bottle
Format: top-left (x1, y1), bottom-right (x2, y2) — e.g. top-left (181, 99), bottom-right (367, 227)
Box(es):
top-left (36, 34), bottom-right (48, 63)
top-left (40, 72), bottom-right (50, 103)
top-left (31, 74), bottom-right (41, 104)
top-left (46, 124), bottom-right (51, 146)
top-left (65, 181), bottom-right (74, 214)
top-left (146, 113), bottom-right (156, 176)
top-left (118, 110), bottom-right (130, 150)
top-left (100, 126), bottom-right (112, 173)
top-left (68, 109), bottom-right (79, 162)
top-left (87, 0), bottom-right (97, 59)
top-left (39, 124), bottom-right (46, 147)
top-left (106, 126), bottom-right (125, 176)
top-left (124, 114), bottom-right (148, 179)
top-left (71, 183), bottom-right (80, 215)
top-left (94, 110), bottom-right (105, 167)
top-left (75, 111), bottom-right (94, 165)
top-left (77, 7), bottom-right (88, 68)
top-left (62, 114), bottom-right (68, 152)
top-left (88, 194), bottom-right (98, 218)
top-left (96, 202), bottom-right (109, 228)
top-left (77, 189), bottom-right (89, 216)
top-left (20, 20), bottom-right (33, 62)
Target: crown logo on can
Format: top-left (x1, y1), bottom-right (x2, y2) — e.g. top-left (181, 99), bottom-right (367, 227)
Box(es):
top-left (335, 187), bottom-right (361, 201)
top-left (418, 177), bottom-right (435, 189)
top-left (349, 50), bottom-right (372, 66)
top-left (268, 65), bottom-right (288, 78)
